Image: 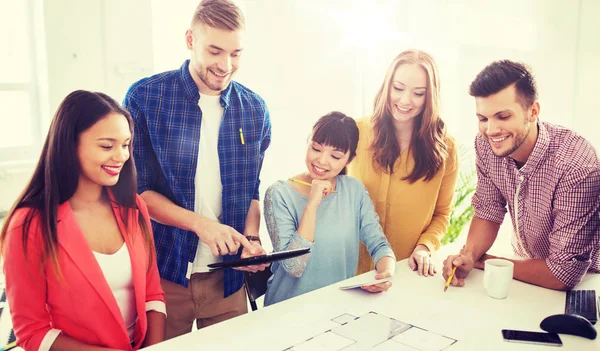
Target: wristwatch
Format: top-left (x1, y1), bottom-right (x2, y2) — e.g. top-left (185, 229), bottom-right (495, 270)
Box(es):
top-left (245, 235), bottom-right (261, 245)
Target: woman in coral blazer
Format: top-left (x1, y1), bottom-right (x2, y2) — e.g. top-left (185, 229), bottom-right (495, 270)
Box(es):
top-left (1, 91), bottom-right (165, 351)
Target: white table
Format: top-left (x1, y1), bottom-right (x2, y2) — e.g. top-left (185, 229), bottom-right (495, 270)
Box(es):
top-left (145, 253), bottom-right (599, 351)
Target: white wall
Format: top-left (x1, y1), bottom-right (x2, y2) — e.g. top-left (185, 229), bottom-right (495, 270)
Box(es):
top-left (0, 0), bottom-right (154, 213)
top-left (44, 0), bottom-right (154, 115)
top-left (574, 0), bottom-right (600, 150)
top-left (1, 0), bottom-right (599, 224)
top-left (44, 0), bottom-right (105, 118)
top-left (152, 0), bottom-right (365, 204)
top-left (0, 161), bottom-right (35, 216)
top-left (358, 0), bottom-right (582, 150)
top-left (240, 0), bottom-right (365, 194)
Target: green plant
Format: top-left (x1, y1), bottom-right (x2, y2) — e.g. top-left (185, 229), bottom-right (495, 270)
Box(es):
top-left (441, 146), bottom-right (477, 245)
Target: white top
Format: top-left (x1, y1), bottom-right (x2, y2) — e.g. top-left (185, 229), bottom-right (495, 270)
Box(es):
top-left (39, 244), bottom-right (168, 351)
top-left (192, 93), bottom-right (225, 273)
top-left (93, 243), bottom-right (137, 342)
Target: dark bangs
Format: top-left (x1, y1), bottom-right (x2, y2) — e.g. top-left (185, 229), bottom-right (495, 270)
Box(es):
top-left (311, 111), bottom-right (359, 161)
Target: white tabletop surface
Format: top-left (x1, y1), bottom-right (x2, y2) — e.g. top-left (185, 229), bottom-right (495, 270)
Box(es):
top-left (145, 247), bottom-right (600, 351)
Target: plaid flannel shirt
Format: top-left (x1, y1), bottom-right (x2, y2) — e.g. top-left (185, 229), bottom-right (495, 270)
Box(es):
top-left (472, 120), bottom-right (600, 288)
top-left (123, 60), bottom-right (271, 297)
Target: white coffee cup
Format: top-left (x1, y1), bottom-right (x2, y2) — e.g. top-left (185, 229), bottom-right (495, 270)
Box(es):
top-left (483, 259), bottom-right (514, 299)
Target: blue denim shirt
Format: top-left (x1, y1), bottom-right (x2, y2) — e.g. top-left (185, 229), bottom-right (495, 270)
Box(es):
top-left (123, 60), bottom-right (271, 297)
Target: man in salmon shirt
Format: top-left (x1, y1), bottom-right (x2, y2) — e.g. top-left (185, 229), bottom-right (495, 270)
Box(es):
top-left (443, 60), bottom-right (600, 290)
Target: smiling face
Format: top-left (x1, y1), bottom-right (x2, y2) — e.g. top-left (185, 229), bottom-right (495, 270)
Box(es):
top-left (186, 23), bottom-right (244, 95)
top-left (305, 140), bottom-right (351, 182)
top-left (388, 63), bottom-right (427, 123)
top-left (476, 84), bottom-right (539, 158)
top-left (77, 113), bottom-right (132, 189)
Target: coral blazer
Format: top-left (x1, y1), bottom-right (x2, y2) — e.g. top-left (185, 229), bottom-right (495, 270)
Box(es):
top-left (3, 194), bottom-right (165, 351)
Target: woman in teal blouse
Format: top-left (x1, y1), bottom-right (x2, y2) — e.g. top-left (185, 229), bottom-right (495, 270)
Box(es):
top-left (264, 112), bottom-right (396, 306)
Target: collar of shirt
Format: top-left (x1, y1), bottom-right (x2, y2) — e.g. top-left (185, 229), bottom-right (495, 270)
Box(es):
top-left (503, 120), bottom-right (550, 179)
top-left (178, 59), bottom-right (232, 109)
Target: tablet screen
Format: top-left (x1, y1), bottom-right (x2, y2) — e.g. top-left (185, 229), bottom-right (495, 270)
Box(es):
top-left (207, 247), bottom-right (311, 269)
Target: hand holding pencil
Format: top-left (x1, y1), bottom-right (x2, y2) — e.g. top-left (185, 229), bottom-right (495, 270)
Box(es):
top-left (442, 253), bottom-right (476, 289)
top-left (289, 178), bottom-right (334, 207)
top-left (444, 266), bottom-right (457, 292)
top-left (288, 177), bottom-right (312, 187)
top-left (289, 178), bottom-right (335, 194)
top-left (307, 179), bottom-right (334, 207)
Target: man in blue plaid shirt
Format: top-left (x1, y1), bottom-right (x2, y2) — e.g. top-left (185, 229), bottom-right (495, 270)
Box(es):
top-left (123, 0), bottom-right (271, 339)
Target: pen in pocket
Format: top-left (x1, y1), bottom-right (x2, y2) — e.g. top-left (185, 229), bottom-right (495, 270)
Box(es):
top-left (239, 128), bottom-right (245, 145)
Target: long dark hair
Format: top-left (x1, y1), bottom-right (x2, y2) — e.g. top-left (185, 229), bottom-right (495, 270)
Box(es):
top-left (370, 49), bottom-right (448, 183)
top-left (311, 111), bottom-right (359, 175)
top-left (0, 90), bottom-right (153, 273)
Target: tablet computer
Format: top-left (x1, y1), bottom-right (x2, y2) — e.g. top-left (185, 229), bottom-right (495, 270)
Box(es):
top-left (207, 247), bottom-right (311, 269)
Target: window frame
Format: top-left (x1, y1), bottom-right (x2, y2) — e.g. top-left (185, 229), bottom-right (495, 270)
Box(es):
top-left (0, 0), bottom-right (44, 164)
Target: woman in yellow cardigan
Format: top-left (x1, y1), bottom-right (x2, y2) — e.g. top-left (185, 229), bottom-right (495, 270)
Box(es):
top-left (348, 49), bottom-right (458, 277)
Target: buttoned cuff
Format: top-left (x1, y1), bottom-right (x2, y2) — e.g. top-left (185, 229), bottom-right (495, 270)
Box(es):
top-left (472, 209), bottom-right (505, 224)
top-left (545, 256), bottom-right (591, 288)
top-left (472, 197), bottom-right (506, 224)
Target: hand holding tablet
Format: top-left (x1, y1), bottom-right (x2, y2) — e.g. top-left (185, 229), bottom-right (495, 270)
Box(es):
top-left (339, 276), bottom-right (393, 290)
top-left (207, 248), bottom-right (311, 270)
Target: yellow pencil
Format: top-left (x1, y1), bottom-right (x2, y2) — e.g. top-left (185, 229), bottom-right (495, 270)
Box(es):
top-left (239, 128), bottom-right (245, 145)
top-left (289, 178), bottom-right (312, 186)
top-left (444, 266), bottom-right (457, 292)
top-left (289, 178), bottom-right (335, 193)
top-left (1, 341), bottom-right (17, 351)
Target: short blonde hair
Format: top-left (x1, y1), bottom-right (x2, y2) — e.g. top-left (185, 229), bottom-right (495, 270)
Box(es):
top-left (191, 0), bottom-right (245, 31)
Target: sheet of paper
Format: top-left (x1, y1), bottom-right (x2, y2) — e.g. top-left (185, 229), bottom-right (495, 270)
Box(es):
top-left (333, 312), bottom-right (411, 347)
top-left (287, 312), bottom-right (457, 351)
top-left (392, 327), bottom-right (456, 351)
top-left (371, 340), bottom-right (418, 351)
top-left (339, 276), bottom-right (392, 290)
top-left (288, 318), bottom-right (342, 348)
top-left (290, 331), bottom-right (355, 351)
top-left (331, 313), bottom-right (357, 325)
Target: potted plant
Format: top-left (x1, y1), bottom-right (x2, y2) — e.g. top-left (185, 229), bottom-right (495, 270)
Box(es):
top-left (442, 146), bottom-right (477, 245)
